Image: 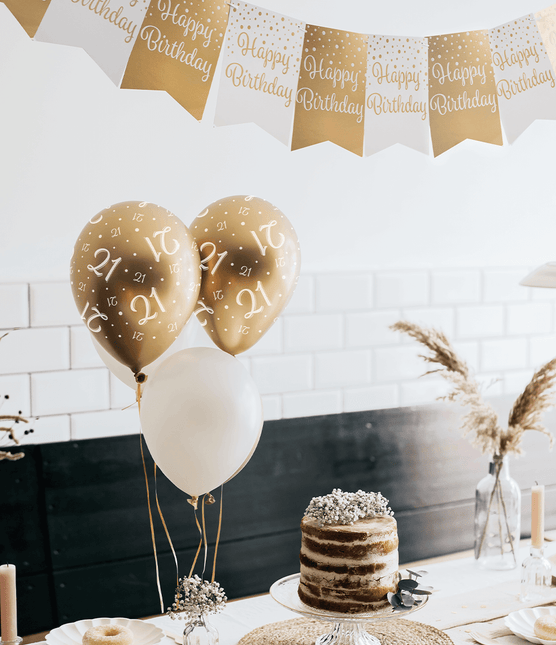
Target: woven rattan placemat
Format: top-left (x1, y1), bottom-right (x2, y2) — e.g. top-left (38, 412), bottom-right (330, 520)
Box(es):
top-left (237, 617), bottom-right (454, 645)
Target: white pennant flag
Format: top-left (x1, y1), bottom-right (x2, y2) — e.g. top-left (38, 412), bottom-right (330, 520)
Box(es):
top-left (214, 1), bottom-right (304, 146)
top-left (489, 14), bottom-right (556, 143)
top-left (365, 36), bottom-right (429, 156)
top-left (34, 0), bottom-right (148, 87)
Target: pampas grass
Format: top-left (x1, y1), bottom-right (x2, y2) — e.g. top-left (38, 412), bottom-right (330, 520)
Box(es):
top-left (391, 320), bottom-right (555, 458)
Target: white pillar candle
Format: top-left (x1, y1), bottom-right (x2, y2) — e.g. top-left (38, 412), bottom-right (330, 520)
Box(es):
top-left (0, 564), bottom-right (17, 641)
top-left (531, 484), bottom-right (545, 550)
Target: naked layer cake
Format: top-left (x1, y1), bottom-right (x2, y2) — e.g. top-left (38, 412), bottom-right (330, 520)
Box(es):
top-left (298, 488), bottom-right (399, 613)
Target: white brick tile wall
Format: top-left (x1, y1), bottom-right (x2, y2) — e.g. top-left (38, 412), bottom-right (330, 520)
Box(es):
top-left (71, 407), bottom-right (141, 440)
top-left (0, 284), bottom-right (29, 329)
top-left (375, 271), bottom-right (429, 308)
top-left (22, 414), bottom-right (71, 444)
top-left (261, 395), bottom-right (282, 421)
top-left (283, 275), bottom-right (314, 315)
top-left (481, 338), bottom-right (528, 372)
top-left (531, 286), bottom-right (556, 301)
top-left (483, 269), bottom-right (530, 303)
top-left (315, 274), bottom-right (371, 312)
top-left (529, 335), bottom-right (556, 367)
top-left (344, 384), bottom-right (399, 413)
top-left (283, 390), bottom-right (342, 419)
top-left (251, 354), bottom-right (312, 395)
top-left (0, 327), bottom-right (70, 374)
top-left (110, 374), bottom-right (136, 410)
top-left (400, 307), bottom-right (455, 338)
top-left (457, 305), bottom-right (504, 338)
top-left (432, 270), bottom-right (481, 304)
top-left (453, 341), bottom-right (480, 371)
top-left (315, 350), bottom-right (371, 389)
top-left (506, 303), bottom-right (553, 336)
top-left (30, 282), bottom-right (81, 327)
top-left (475, 373), bottom-right (504, 397)
top-left (243, 319), bottom-right (283, 356)
top-left (400, 378), bottom-right (450, 408)
top-left (374, 346), bottom-right (425, 382)
top-left (31, 368), bottom-right (109, 416)
top-left (346, 310), bottom-right (401, 348)
top-left (70, 326), bottom-right (105, 369)
top-left (503, 369), bottom-right (535, 395)
top-left (284, 314), bottom-right (343, 352)
top-left (0, 373), bottom-right (31, 416)
top-left (1, 270), bottom-right (555, 444)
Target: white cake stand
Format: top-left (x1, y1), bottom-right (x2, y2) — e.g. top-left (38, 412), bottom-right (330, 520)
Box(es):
top-left (269, 573), bottom-right (429, 645)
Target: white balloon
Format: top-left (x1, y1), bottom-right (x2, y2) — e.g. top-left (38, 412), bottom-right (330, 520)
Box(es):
top-left (139, 347), bottom-right (263, 497)
top-left (92, 318), bottom-right (199, 389)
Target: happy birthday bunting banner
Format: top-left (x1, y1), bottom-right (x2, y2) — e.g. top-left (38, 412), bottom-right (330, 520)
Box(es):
top-left (214, 2), bottom-right (304, 146)
top-left (365, 36), bottom-right (429, 156)
top-left (3, 0), bottom-right (51, 37)
top-left (33, 0), bottom-right (147, 87)
top-left (489, 15), bottom-right (556, 143)
top-left (121, 0), bottom-right (229, 120)
top-left (428, 31), bottom-right (502, 156)
top-left (291, 26), bottom-right (368, 156)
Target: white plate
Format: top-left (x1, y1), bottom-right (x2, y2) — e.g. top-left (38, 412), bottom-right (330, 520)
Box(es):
top-left (46, 618), bottom-right (164, 645)
top-left (505, 607), bottom-right (556, 644)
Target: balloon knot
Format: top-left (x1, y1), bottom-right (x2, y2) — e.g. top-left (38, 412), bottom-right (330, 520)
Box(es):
top-left (135, 372), bottom-right (148, 384)
top-left (205, 493), bottom-right (216, 505)
top-left (188, 496), bottom-right (199, 510)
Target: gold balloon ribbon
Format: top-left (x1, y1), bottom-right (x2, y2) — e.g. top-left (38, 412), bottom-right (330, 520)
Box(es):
top-left (211, 485), bottom-right (224, 584)
top-left (188, 500), bottom-right (204, 578)
top-left (136, 375), bottom-right (164, 614)
top-left (154, 463), bottom-right (180, 588)
top-left (201, 493), bottom-right (209, 577)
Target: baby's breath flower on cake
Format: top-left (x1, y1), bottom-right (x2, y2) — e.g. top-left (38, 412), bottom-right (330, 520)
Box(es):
top-left (167, 574), bottom-right (227, 620)
top-left (304, 488), bottom-right (393, 526)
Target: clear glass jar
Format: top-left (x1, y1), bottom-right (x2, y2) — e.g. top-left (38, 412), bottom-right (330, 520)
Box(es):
top-left (474, 455), bottom-right (521, 570)
top-left (183, 615), bottom-right (219, 645)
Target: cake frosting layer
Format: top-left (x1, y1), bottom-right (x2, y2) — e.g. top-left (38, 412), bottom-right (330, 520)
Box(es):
top-left (298, 514), bottom-right (399, 613)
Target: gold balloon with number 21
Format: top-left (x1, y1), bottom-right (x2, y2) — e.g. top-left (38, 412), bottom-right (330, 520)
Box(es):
top-left (191, 195), bottom-right (301, 355)
top-left (70, 201), bottom-right (202, 378)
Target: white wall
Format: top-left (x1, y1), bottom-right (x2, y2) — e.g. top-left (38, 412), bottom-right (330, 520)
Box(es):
top-left (1, 0), bottom-right (556, 284)
top-left (2, 0), bottom-right (556, 445)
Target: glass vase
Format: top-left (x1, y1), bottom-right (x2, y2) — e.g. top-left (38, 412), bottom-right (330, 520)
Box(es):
top-left (474, 455), bottom-right (521, 570)
top-left (183, 615), bottom-right (219, 645)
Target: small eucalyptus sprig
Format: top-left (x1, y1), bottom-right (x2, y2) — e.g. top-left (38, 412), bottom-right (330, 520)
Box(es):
top-left (168, 574), bottom-right (227, 620)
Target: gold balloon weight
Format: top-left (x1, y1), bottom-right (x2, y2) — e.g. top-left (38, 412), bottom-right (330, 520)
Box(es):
top-left (190, 195), bottom-right (301, 355)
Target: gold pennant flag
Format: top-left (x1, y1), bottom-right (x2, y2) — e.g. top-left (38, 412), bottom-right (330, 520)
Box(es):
top-left (428, 31), bottom-right (503, 156)
top-left (292, 25), bottom-right (367, 156)
top-left (121, 0), bottom-right (229, 120)
top-left (3, 0), bottom-right (52, 38)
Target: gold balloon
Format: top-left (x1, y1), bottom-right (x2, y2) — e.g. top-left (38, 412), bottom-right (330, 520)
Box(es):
top-left (190, 195), bottom-right (301, 355)
top-left (70, 201), bottom-right (201, 376)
